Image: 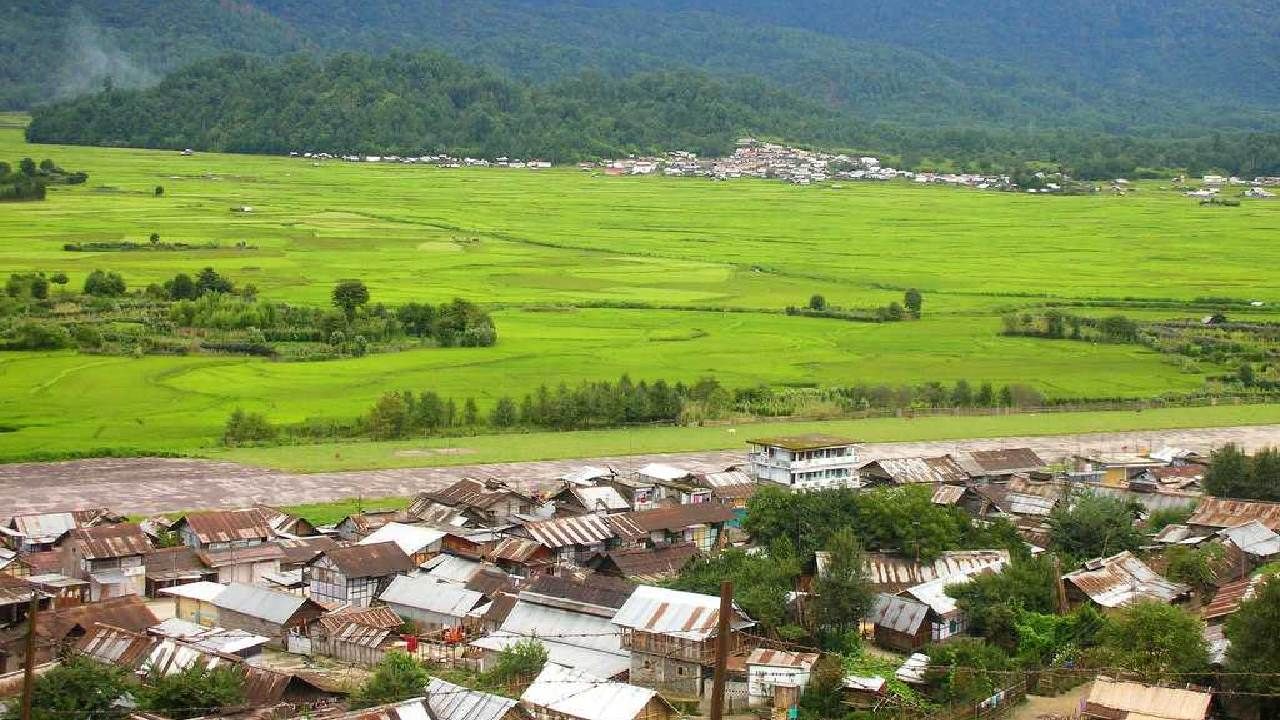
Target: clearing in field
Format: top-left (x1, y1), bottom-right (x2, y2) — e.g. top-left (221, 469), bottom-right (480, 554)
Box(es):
top-left (0, 121), bottom-right (1278, 459)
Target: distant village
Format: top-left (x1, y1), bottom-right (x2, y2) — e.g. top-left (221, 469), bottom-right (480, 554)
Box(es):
top-left (2, 433), bottom-right (1277, 720)
top-left (283, 140), bottom-right (1280, 197)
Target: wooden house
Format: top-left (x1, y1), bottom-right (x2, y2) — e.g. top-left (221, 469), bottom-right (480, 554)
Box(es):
top-left (306, 542), bottom-right (415, 607)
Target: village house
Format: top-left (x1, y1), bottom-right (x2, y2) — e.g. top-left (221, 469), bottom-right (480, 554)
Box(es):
top-left (612, 585), bottom-right (756, 699)
top-left (549, 483), bottom-right (631, 515)
top-left (1218, 520), bottom-right (1280, 562)
top-left (859, 456), bottom-right (969, 486)
top-left (418, 478), bottom-right (542, 526)
top-left (333, 509), bottom-right (419, 541)
top-left (1202, 572), bottom-right (1274, 623)
top-left (312, 604), bottom-right (404, 665)
top-left (521, 663), bottom-right (677, 720)
top-left (2, 508), bottom-right (122, 554)
top-left (633, 463), bottom-right (714, 505)
top-left (210, 583), bottom-right (326, 647)
top-left (601, 475), bottom-right (662, 511)
top-left (698, 469), bottom-right (757, 510)
top-left (306, 542), bottom-right (416, 607)
top-left (1080, 678), bottom-right (1211, 720)
top-left (147, 617), bottom-right (271, 659)
top-left (380, 574), bottom-right (485, 632)
top-left (897, 559), bottom-right (1007, 643)
top-left (833, 550), bottom-right (1011, 595)
top-left (748, 435), bottom-right (862, 490)
top-left (359, 522), bottom-right (446, 565)
top-left (484, 537), bottom-right (555, 577)
top-left (1072, 453), bottom-right (1167, 488)
top-left (0, 594), bottom-right (158, 670)
top-left (522, 514), bottom-right (618, 562)
top-left (472, 574), bottom-right (634, 677)
top-left (964, 448), bottom-right (1046, 481)
top-left (142, 545), bottom-right (217, 597)
top-left (159, 580), bottom-right (226, 626)
top-left (867, 593), bottom-right (932, 652)
top-left (1062, 551), bottom-right (1191, 610)
top-left (276, 535), bottom-right (339, 572)
top-left (745, 648), bottom-right (819, 708)
top-left (172, 508), bottom-right (274, 550)
top-left (609, 503), bottom-right (737, 553)
top-left (588, 543), bottom-right (700, 584)
top-left (197, 543), bottom-right (286, 586)
top-left (60, 523), bottom-right (151, 600)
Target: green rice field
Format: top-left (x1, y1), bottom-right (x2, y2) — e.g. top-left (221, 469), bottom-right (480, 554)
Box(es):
top-left (1, 115), bottom-right (1278, 462)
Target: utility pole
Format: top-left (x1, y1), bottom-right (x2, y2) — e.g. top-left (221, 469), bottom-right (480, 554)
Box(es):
top-left (709, 580), bottom-right (735, 720)
top-left (20, 593), bottom-right (39, 720)
top-left (1052, 556), bottom-right (1069, 615)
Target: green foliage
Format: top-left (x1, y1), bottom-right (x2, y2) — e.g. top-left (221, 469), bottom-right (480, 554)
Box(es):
top-left (1225, 577), bottom-right (1280, 701)
top-left (483, 638), bottom-right (548, 688)
top-left (1146, 505), bottom-right (1195, 532)
top-left (814, 527), bottom-right (874, 638)
top-left (2, 655), bottom-right (131, 720)
top-left (1204, 443), bottom-right (1280, 501)
top-left (1013, 605), bottom-right (1105, 667)
top-left (925, 638), bottom-right (1012, 705)
top-left (351, 650), bottom-right (429, 709)
top-left (1087, 600), bottom-right (1209, 683)
top-left (4, 320), bottom-right (74, 350)
top-left (140, 665), bottom-right (245, 720)
top-left (332, 279), bottom-right (370, 322)
top-left (946, 555), bottom-right (1059, 651)
top-left (1048, 492), bottom-right (1142, 560)
top-left (0, 156), bottom-right (85, 201)
top-left (670, 542), bottom-right (801, 632)
top-left (854, 484), bottom-right (969, 561)
top-left (807, 294), bottom-right (827, 311)
top-left (223, 408), bottom-right (276, 446)
top-left (904, 288), bottom-right (922, 318)
top-left (83, 269), bottom-right (126, 297)
top-left (1164, 543), bottom-right (1226, 594)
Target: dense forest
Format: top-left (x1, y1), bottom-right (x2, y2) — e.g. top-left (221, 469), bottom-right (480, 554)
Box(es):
top-left (26, 52), bottom-right (1280, 178)
top-left (5, 0), bottom-right (1279, 134)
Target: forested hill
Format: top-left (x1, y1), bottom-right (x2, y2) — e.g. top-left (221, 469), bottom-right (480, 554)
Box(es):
top-left (6, 0), bottom-right (1279, 133)
top-left (25, 52), bottom-right (1280, 178)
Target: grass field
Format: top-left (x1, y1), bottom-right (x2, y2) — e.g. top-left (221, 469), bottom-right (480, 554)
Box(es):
top-left (2, 116), bottom-right (1278, 462)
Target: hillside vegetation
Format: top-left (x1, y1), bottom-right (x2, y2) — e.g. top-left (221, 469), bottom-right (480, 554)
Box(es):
top-left (6, 0), bottom-right (1279, 134)
top-left (25, 52), bottom-right (1280, 178)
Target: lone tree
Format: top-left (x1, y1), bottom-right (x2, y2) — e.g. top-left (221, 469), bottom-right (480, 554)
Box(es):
top-left (350, 651), bottom-right (429, 709)
top-left (154, 185), bottom-right (164, 196)
top-left (813, 527), bottom-right (874, 637)
top-left (905, 288), bottom-right (923, 317)
top-left (332, 279), bottom-right (370, 322)
top-left (808, 294), bottom-right (827, 311)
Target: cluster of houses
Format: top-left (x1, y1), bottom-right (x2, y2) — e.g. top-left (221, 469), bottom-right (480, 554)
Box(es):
top-left (0, 434), bottom-right (1275, 720)
top-left (287, 151), bottom-right (554, 169)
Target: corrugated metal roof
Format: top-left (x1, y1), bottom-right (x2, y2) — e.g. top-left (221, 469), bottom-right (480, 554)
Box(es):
top-left (855, 550), bottom-right (1012, 593)
top-left (321, 698), bottom-right (432, 720)
top-left (487, 537), bottom-right (549, 564)
top-left (521, 663), bottom-right (660, 720)
top-left (148, 618), bottom-right (270, 655)
top-left (276, 536), bottom-right (338, 565)
top-left (635, 463), bottom-right (693, 482)
top-left (968, 448), bottom-right (1045, 474)
top-left (212, 583), bottom-right (309, 624)
top-left (179, 509), bottom-right (275, 544)
top-left (931, 485), bottom-right (967, 506)
top-left (9, 509), bottom-right (116, 544)
top-left (559, 466), bottom-right (614, 485)
top-left (901, 561), bottom-right (1007, 615)
top-left (320, 605), bottom-right (403, 632)
top-left (611, 503), bottom-right (736, 536)
top-left (1087, 485), bottom-right (1203, 513)
top-left (1219, 520), bottom-right (1280, 557)
top-left (1063, 552), bottom-right (1190, 608)
top-left (1085, 678), bottom-right (1211, 720)
top-left (381, 575), bottom-right (484, 617)
top-left (843, 676), bottom-right (886, 693)
top-left (1188, 496), bottom-right (1280, 531)
top-left (1202, 573), bottom-right (1274, 620)
top-left (611, 585), bottom-right (754, 641)
top-left (746, 649), bottom-right (819, 669)
top-left (158, 581), bottom-right (226, 602)
top-left (426, 677), bottom-right (517, 720)
top-left (423, 555), bottom-right (484, 584)
top-left (864, 456), bottom-right (969, 485)
top-left (331, 622), bottom-right (393, 649)
top-left (525, 515), bottom-right (617, 548)
top-left (69, 523), bottom-right (151, 559)
top-left (702, 470), bottom-right (754, 488)
top-left (603, 543), bottom-right (700, 583)
top-left (360, 524), bottom-right (446, 556)
top-left (868, 593), bottom-right (928, 634)
top-left (1204, 624), bottom-right (1229, 666)
top-left (78, 624), bottom-right (155, 666)
top-left (406, 500), bottom-right (468, 527)
top-left (1152, 525), bottom-right (1212, 545)
top-left (321, 542), bottom-right (416, 578)
top-left (38, 595), bottom-right (158, 640)
top-left (568, 486), bottom-right (630, 513)
top-left (473, 628), bottom-right (629, 677)
top-left (895, 654), bottom-right (929, 684)
top-left (196, 543), bottom-right (287, 567)
top-left (525, 574), bottom-right (636, 611)
top-left (0, 574), bottom-right (36, 606)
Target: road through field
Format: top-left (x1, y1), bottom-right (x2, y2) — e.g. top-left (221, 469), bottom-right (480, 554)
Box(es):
top-left (2, 424), bottom-right (1278, 517)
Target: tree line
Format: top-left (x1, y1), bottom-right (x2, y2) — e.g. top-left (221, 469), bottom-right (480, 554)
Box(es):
top-left (0, 157), bottom-right (86, 202)
top-left (24, 50), bottom-right (1280, 179)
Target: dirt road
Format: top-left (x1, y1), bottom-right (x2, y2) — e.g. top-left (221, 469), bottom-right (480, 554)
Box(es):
top-left (1, 424), bottom-right (1277, 516)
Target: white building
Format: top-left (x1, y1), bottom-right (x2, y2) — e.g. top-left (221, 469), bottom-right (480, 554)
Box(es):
top-left (747, 435), bottom-right (861, 490)
top-left (745, 649), bottom-right (819, 706)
